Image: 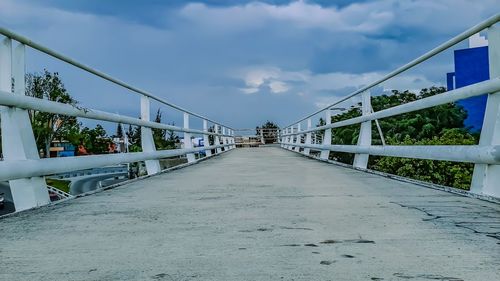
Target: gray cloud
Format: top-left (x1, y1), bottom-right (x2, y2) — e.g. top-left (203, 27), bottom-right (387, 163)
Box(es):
top-left (0, 0), bottom-right (497, 130)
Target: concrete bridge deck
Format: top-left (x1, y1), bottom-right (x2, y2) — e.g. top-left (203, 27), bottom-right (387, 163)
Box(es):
top-left (1, 147), bottom-right (499, 281)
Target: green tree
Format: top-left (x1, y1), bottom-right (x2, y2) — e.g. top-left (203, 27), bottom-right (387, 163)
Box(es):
top-left (322, 86), bottom-right (476, 189)
top-left (256, 121), bottom-right (280, 144)
top-left (327, 87), bottom-right (470, 164)
top-left (152, 109), bottom-right (168, 149)
top-left (165, 122), bottom-right (179, 149)
top-left (373, 129), bottom-right (476, 189)
top-left (145, 109), bottom-right (178, 150)
top-left (126, 124), bottom-right (142, 152)
top-left (25, 70), bottom-right (79, 157)
top-left (115, 123), bottom-right (124, 139)
top-left (78, 124), bottom-right (110, 154)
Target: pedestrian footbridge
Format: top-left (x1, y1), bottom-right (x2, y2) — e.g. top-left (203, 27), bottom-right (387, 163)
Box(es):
top-left (0, 14), bottom-right (500, 281)
top-left (1, 147), bottom-right (499, 280)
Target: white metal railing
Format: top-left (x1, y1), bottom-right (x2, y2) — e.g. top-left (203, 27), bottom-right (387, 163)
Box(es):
top-left (280, 14), bottom-right (500, 199)
top-left (46, 185), bottom-right (73, 200)
top-left (0, 28), bottom-right (236, 211)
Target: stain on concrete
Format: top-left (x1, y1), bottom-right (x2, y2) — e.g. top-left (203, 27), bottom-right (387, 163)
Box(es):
top-left (320, 239), bottom-right (375, 244)
top-left (393, 273), bottom-right (463, 280)
top-left (280, 226), bottom-right (313, 231)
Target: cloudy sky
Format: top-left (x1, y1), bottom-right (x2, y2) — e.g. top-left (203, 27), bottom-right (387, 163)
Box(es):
top-left (0, 0), bottom-right (497, 132)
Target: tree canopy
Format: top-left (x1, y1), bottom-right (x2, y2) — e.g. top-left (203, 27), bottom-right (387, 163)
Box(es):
top-left (25, 70), bottom-right (79, 156)
top-left (324, 86), bottom-right (477, 189)
top-left (256, 121), bottom-right (280, 144)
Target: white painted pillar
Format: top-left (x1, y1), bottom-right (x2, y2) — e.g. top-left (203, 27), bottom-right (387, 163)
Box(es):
top-left (140, 96), bottom-right (161, 174)
top-left (286, 127), bottom-right (292, 150)
top-left (353, 90), bottom-right (372, 169)
top-left (230, 129), bottom-right (235, 149)
top-left (260, 129), bottom-right (265, 144)
top-left (294, 123), bottom-right (301, 152)
top-left (222, 127), bottom-right (227, 151)
top-left (283, 128), bottom-right (288, 149)
top-left (471, 25), bottom-right (500, 198)
top-left (320, 110), bottom-right (332, 160)
top-left (214, 124), bottom-right (222, 154)
top-left (203, 120), bottom-right (212, 157)
top-left (303, 118), bottom-right (312, 155)
top-left (0, 40), bottom-right (50, 211)
top-left (279, 129), bottom-right (284, 147)
top-left (183, 113), bottom-right (195, 163)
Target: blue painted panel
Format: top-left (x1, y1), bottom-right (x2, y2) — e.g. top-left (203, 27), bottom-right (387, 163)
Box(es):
top-left (446, 72), bottom-right (455, 91)
top-left (453, 46), bottom-right (489, 131)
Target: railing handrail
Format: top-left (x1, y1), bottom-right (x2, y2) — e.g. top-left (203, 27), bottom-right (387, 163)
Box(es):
top-left (0, 89), bottom-right (232, 137)
top-left (0, 144), bottom-right (230, 182)
top-left (281, 78), bottom-right (500, 136)
top-left (0, 26), bottom-right (232, 130)
top-left (284, 13), bottom-right (500, 128)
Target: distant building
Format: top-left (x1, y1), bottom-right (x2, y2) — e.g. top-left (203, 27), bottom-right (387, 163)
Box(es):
top-left (50, 140), bottom-right (76, 157)
top-left (446, 33), bottom-right (489, 132)
top-left (180, 137), bottom-right (204, 148)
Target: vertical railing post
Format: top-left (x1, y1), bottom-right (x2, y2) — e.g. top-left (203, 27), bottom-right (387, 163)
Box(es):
top-left (294, 123), bottom-right (301, 152)
top-left (214, 124), bottom-right (222, 154)
top-left (279, 129), bottom-right (284, 148)
top-left (0, 39), bottom-right (50, 211)
top-left (140, 96), bottom-right (161, 174)
top-left (287, 127), bottom-right (292, 150)
top-left (353, 90), bottom-right (372, 169)
top-left (282, 128), bottom-right (289, 149)
top-left (221, 126), bottom-right (227, 151)
top-left (303, 118), bottom-right (312, 155)
top-left (277, 129), bottom-right (283, 148)
top-left (183, 113), bottom-right (195, 163)
top-left (230, 129), bottom-right (235, 149)
top-left (203, 119), bottom-right (212, 157)
top-left (471, 25), bottom-right (500, 198)
top-left (320, 110), bottom-right (332, 160)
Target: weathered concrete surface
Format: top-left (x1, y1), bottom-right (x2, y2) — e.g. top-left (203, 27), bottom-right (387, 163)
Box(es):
top-left (1, 147), bottom-right (499, 281)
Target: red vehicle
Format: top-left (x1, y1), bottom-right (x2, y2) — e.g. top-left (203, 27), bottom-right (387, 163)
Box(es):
top-left (48, 191), bottom-right (59, 202)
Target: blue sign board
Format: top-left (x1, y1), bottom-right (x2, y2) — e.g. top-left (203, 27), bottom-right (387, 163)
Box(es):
top-left (447, 46), bottom-right (489, 132)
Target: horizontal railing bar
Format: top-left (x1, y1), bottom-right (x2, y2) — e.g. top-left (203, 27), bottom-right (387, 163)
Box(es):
top-left (0, 90), bottom-right (232, 137)
top-left (282, 142), bottom-right (500, 165)
top-left (285, 13), bottom-right (500, 128)
top-left (0, 27), bottom-right (232, 130)
top-left (282, 77), bottom-right (500, 136)
top-left (235, 128), bottom-right (280, 131)
top-left (0, 144), bottom-right (231, 182)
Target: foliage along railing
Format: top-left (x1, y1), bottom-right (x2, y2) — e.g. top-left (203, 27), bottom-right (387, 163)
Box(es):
top-left (280, 14), bottom-right (500, 199)
top-left (0, 28), bottom-right (235, 211)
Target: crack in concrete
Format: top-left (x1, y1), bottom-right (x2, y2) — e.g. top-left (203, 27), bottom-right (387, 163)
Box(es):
top-left (391, 201), bottom-right (500, 242)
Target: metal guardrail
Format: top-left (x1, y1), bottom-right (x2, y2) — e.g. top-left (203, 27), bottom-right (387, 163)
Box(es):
top-left (280, 14), bottom-right (500, 199)
top-left (0, 27), bottom-right (233, 130)
top-left (0, 28), bottom-right (236, 211)
top-left (284, 13), bottom-right (500, 128)
top-left (46, 185), bottom-right (73, 200)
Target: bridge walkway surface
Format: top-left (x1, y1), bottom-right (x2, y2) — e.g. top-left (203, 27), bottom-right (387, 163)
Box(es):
top-left (0, 147), bottom-right (499, 280)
